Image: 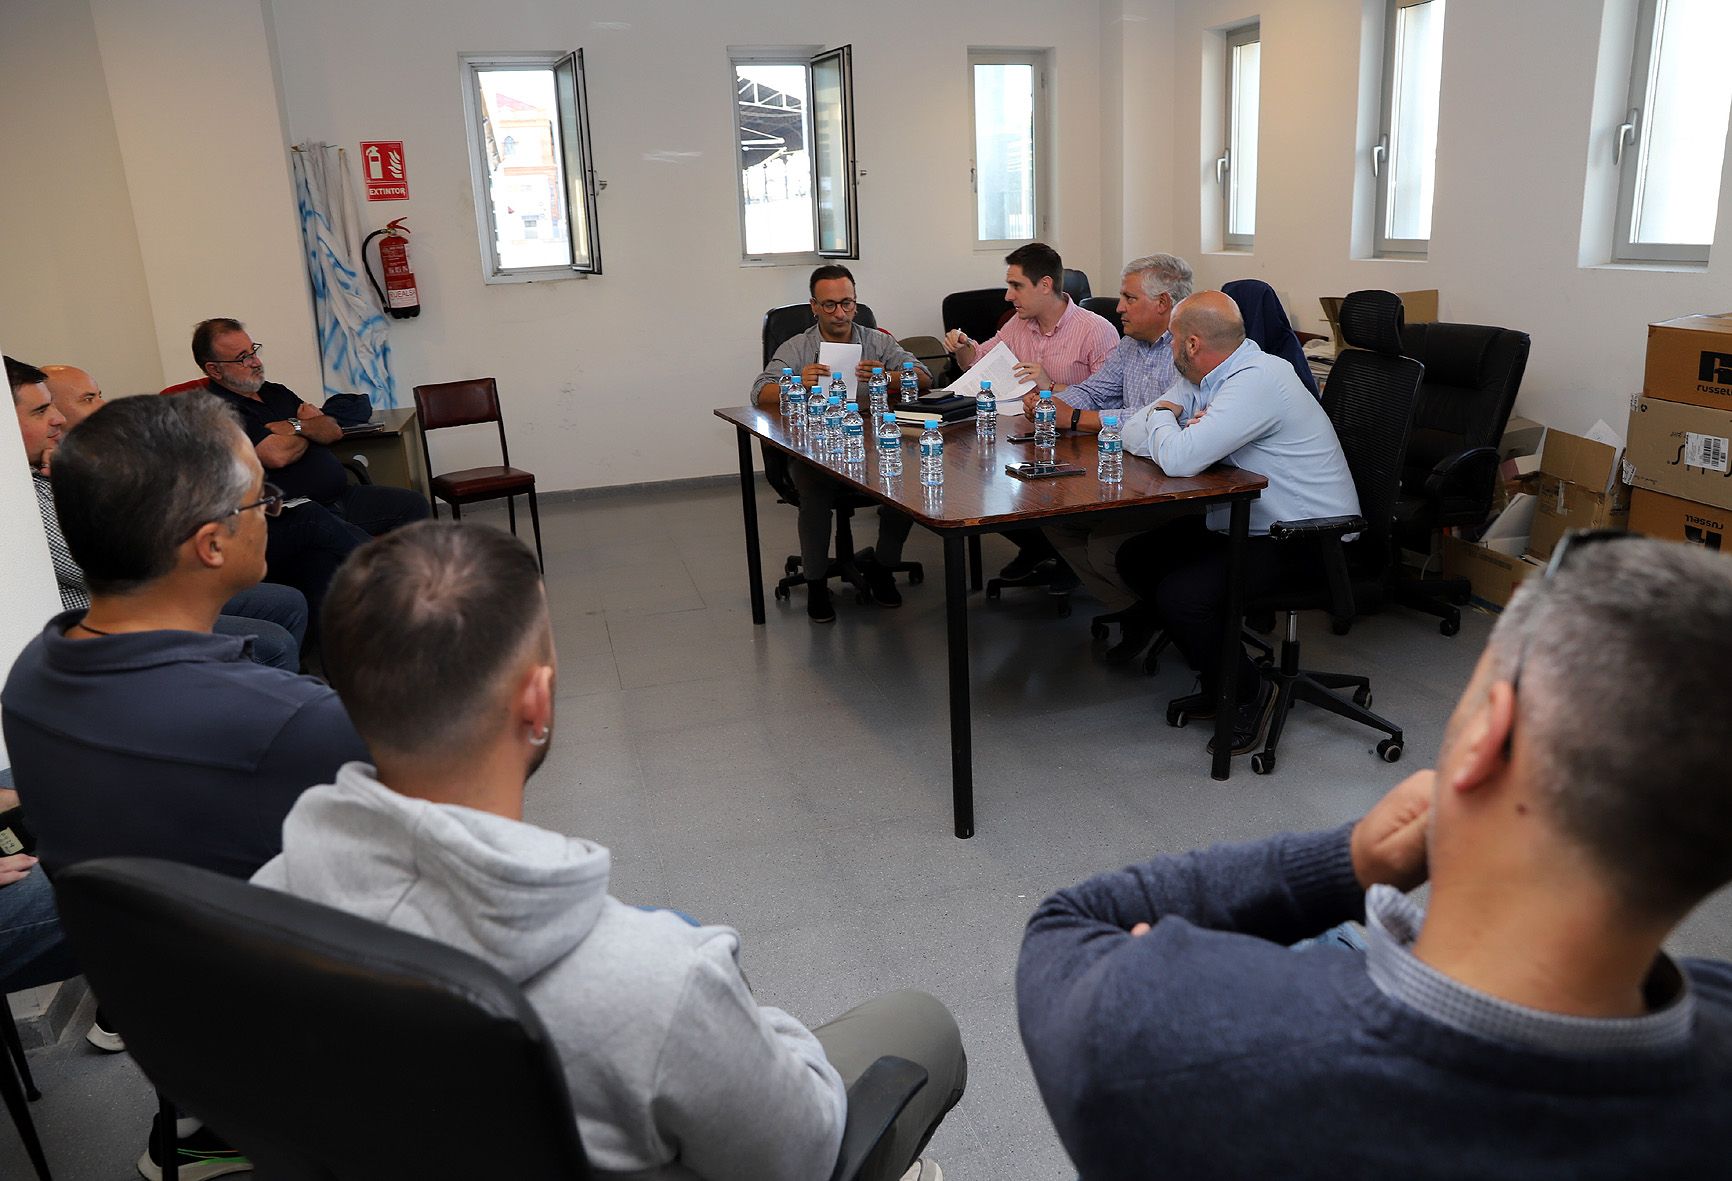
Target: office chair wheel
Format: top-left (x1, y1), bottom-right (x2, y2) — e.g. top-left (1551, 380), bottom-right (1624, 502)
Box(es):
top-left (784, 557), bottom-right (801, 576)
top-left (1448, 585), bottom-right (1472, 606)
top-left (1377, 738), bottom-right (1404, 763)
top-left (1251, 752), bottom-right (1275, 775)
top-left (1352, 687), bottom-right (1372, 708)
top-left (1166, 704), bottom-right (1188, 728)
top-left (1439, 616), bottom-right (1461, 637)
top-left (774, 584), bottom-right (791, 602)
top-left (1090, 620), bottom-right (1109, 641)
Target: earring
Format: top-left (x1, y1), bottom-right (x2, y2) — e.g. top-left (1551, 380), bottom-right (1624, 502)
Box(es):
top-left (528, 727), bottom-right (549, 747)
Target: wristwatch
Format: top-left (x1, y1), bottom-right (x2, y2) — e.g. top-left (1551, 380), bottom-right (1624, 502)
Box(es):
top-left (290, 418), bottom-right (303, 435)
top-left (1069, 408), bottom-right (1083, 431)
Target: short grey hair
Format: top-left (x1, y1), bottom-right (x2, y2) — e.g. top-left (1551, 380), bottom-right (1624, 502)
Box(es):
top-left (1490, 537), bottom-right (1732, 917)
top-left (1122, 254), bottom-right (1194, 302)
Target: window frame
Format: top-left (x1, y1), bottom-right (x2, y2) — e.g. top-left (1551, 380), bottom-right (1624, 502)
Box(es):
top-left (967, 49), bottom-right (1050, 251)
top-left (1220, 23), bottom-right (1261, 251)
top-left (459, 50), bottom-right (603, 284)
top-left (729, 45), bottom-right (860, 265)
top-left (1610, 0), bottom-right (1724, 265)
top-left (1371, 0), bottom-right (1445, 259)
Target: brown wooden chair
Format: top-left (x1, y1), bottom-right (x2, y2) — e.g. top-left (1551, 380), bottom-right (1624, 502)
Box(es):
top-left (411, 378), bottom-right (543, 571)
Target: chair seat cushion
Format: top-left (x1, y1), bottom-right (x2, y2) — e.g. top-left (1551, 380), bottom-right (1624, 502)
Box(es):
top-left (431, 466), bottom-right (535, 501)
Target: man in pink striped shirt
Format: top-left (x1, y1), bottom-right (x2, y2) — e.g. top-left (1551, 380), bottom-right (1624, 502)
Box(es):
top-left (943, 243), bottom-right (1118, 391)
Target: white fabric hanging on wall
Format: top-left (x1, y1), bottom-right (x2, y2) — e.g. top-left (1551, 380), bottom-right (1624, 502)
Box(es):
top-left (291, 142), bottom-right (396, 408)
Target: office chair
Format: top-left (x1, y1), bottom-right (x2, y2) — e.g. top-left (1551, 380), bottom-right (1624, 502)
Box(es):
top-left (1061, 268), bottom-right (1092, 303)
top-left (1392, 321), bottom-right (1531, 635)
top-left (1, 995), bottom-right (51, 1181)
top-left (52, 857), bottom-right (929, 1181)
top-left (1081, 295), bottom-right (1123, 336)
top-left (412, 378), bottom-right (543, 572)
top-left (760, 303), bottom-right (923, 605)
top-left (1223, 279), bottom-right (1320, 398)
top-left (1198, 289), bottom-right (1422, 775)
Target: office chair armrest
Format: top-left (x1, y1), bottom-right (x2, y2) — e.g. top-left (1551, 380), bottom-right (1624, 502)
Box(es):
top-left (828, 1056), bottom-right (929, 1181)
top-left (341, 455), bottom-right (374, 485)
top-left (1267, 514), bottom-right (1367, 542)
top-left (1422, 445), bottom-right (1500, 502)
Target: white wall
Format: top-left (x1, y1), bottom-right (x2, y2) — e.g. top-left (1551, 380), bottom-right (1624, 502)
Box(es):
top-left (1167, 0), bottom-right (1732, 436)
top-left (265, 0), bottom-right (1109, 487)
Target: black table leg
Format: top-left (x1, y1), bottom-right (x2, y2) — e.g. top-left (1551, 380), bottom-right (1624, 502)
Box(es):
top-left (736, 427), bottom-right (766, 626)
top-left (967, 535), bottom-right (983, 591)
top-left (944, 534), bottom-right (975, 838)
top-left (1211, 498), bottom-right (1251, 781)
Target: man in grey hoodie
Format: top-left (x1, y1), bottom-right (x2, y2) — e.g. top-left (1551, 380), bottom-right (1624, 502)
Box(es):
top-left (253, 521), bottom-right (965, 1181)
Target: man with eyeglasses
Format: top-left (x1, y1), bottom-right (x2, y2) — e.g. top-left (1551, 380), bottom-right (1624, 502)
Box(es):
top-left (1018, 533), bottom-right (1732, 1179)
top-left (10, 358), bottom-right (309, 670)
top-left (751, 265), bottom-right (932, 622)
top-left (193, 317), bottom-right (428, 619)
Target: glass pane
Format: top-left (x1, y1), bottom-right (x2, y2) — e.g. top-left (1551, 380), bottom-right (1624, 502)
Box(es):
top-left (736, 63), bottom-right (815, 255)
top-left (476, 68), bottom-right (573, 270)
top-left (811, 50), bottom-right (851, 254)
top-left (974, 63), bottom-right (1037, 242)
top-left (1228, 40), bottom-right (1260, 238)
top-left (553, 51), bottom-right (594, 270)
top-left (1385, 0), bottom-right (1446, 242)
top-left (1632, 0), bottom-right (1732, 246)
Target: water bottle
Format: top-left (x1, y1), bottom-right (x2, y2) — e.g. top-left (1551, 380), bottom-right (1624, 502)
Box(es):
top-left (1034, 390), bottom-right (1058, 449)
top-left (900, 361), bottom-right (920, 406)
top-left (1098, 413), bottom-right (1123, 484)
top-left (777, 367), bottom-right (794, 416)
top-left (877, 412), bottom-right (903, 478)
top-left (868, 367), bottom-right (889, 418)
top-left (824, 396), bottom-right (845, 457)
top-left (829, 374), bottom-right (848, 409)
top-left (842, 401), bottom-right (866, 463)
top-left (806, 383), bottom-right (828, 439)
top-left (787, 380), bottom-right (808, 430)
top-left (975, 379), bottom-right (997, 442)
top-left (919, 417), bottom-right (944, 486)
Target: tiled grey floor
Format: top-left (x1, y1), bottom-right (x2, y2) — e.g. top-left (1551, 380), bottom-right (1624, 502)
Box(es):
top-left (7, 478), bottom-right (1732, 1180)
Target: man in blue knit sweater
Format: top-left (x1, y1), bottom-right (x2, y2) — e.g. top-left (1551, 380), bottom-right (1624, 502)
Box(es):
top-left (1018, 534), bottom-right (1732, 1179)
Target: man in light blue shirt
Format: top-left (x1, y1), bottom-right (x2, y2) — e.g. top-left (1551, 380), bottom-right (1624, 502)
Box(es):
top-left (1116, 290), bottom-right (1359, 755)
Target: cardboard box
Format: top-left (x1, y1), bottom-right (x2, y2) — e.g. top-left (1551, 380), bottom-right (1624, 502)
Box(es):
top-left (1320, 289), bottom-right (1439, 348)
top-left (1628, 488), bottom-right (1730, 553)
top-left (1524, 428), bottom-right (1630, 562)
top-left (1443, 536), bottom-right (1543, 609)
top-left (1625, 396), bottom-right (1732, 511)
top-left (1498, 415), bottom-right (1546, 462)
top-left (1643, 313), bottom-right (1732, 411)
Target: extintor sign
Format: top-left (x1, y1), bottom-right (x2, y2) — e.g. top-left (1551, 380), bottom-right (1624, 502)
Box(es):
top-left (361, 140), bottom-right (409, 201)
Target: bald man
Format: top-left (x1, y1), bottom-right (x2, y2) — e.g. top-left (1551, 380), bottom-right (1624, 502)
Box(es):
top-left (41, 364), bottom-right (105, 428)
top-left (1114, 291), bottom-right (1358, 757)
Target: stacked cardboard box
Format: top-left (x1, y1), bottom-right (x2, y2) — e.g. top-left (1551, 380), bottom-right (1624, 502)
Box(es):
top-left (1625, 314), bottom-right (1732, 555)
top-left (1524, 428), bottom-right (1629, 563)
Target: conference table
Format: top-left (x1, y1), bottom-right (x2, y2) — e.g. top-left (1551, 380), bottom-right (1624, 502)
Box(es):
top-left (716, 404), bottom-right (1268, 838)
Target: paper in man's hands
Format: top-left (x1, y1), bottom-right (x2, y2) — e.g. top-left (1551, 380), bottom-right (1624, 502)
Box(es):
top-left (942, 341), bottom-right (1035, 402)
top-left (816, 341), bottom-right (864, 400)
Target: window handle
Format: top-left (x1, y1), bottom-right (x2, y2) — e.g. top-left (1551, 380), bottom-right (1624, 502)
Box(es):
top-left (1215, 149), bottom-right (1231, 185)
top-left (1614, 109), bottom-right (1639, 168)
top-left (1371, 133), bottom-right (1389, 179)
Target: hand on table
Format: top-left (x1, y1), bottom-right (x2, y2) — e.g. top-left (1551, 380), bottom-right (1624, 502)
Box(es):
top-left (1350, 769), bottom-right (1435, 891)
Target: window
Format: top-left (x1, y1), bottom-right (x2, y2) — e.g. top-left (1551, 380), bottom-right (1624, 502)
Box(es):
top-left (731, 46), bottom-right (858, 262)
top-left (1612, 0), bottom-right (1732, 264)
top-left (969, 50), bottom-right (1048, 247)
top-left (1372, 0), bottom-right (1446, 257)
top-left (461, 51), bottom-right (602, 282)
top-left (1220, 24), bottom-right (1261, 249)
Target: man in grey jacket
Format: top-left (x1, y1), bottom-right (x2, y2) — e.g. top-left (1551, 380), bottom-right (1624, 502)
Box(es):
top-left (253, 521), bottom-right (964, 1181)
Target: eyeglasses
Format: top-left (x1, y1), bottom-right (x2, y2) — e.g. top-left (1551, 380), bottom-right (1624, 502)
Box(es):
top-left (814, 299), bottom-right (857, 314)
top-left (215, 343), bottom-right (265, 366)
top-left (1502, 529), bottom-right (1632, 757)
top-left (228, 482), bottom-right (286, 520)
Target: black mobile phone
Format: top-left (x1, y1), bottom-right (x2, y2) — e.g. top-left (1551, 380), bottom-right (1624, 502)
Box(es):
top-left (1006, 462), bottom-right (1085, 481)
top-left (1006, 432), bottom-right (1036, 444)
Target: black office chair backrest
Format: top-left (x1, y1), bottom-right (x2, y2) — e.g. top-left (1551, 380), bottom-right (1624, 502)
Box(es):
top-left (1081, 295), bottom-right (1123, 336)
top-left (1223, 278), bottom-right (1319, 398)
top-left (1062, 268), bottom-right (1091, 302)
top-left (55, 857), bottom-right (592, 1180)
top-left (761, 302), bottom-right (879, 368)
top-left (1324, 290), bottom-right (1424, 564)
top-left (939, 288), bottom-right (1012, 347)
top-left (1397, 321), bottom-right (1531, 494)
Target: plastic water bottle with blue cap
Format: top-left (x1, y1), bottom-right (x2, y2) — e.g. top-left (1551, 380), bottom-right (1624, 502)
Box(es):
top-left (1098, 414), bottom-right (1123, 484)
top-left (842, 401), bottom-right (866, 463)
top-left (975, 379), bottom-right (997, 442)
top-left (777, 367), bottom-right (794, 416)
top-left (877, 412), bottom-right (902, 478)
top-left (787, 380), bottom-right (808, 433)
top-left (919, 418), bottom-right (945, 486)
top-left (1033, 390), bottom-right (1058, 449)
top-left (823, 396), bottom-right (845, 458)
top-left (900, 361), bottom-right (920, 406)
top-left (868, 367), bottom-right (889, 418)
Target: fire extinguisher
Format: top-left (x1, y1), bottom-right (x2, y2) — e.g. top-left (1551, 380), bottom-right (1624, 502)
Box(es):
top-left (363, 217), bottom-right (421, 319)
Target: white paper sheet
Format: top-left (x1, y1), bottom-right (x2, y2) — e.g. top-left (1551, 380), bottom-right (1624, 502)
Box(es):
top-left (941, 340), bottom-right (1035, 402)
top-left (816, 341), bottom-right (864, 401)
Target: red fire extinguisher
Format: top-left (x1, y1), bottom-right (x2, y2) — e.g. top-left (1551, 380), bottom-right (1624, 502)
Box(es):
top-left (363, 217), bottom-right (421, 319)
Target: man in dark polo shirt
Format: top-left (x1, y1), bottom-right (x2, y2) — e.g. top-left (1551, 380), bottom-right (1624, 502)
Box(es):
top-left (192, 317), bottom-right (427, 617)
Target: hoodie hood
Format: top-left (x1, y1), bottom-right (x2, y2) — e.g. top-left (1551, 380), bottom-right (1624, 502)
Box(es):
top-left (257, 762), bottom-right (609, 982)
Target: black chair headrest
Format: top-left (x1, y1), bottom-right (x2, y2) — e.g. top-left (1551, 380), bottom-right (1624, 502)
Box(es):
top-left (1339, 290), bottom-right (1405, 355)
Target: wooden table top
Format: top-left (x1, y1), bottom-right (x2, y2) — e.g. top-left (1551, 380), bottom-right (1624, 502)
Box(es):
top-left (716, 404), bottom-right (1267, 532)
